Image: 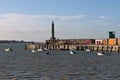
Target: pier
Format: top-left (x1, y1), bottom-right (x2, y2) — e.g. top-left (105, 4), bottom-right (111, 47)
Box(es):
top-left (25, 21), bottom-right (120, 53)
top-left (25, 43), bottom-right (120, 52)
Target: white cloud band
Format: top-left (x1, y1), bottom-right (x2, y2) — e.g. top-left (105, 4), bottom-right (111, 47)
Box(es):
top-left (0, 13), bottom-right (86, 41)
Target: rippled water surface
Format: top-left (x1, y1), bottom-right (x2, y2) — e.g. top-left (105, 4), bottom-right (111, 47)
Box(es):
top-left (0, 43), bottom-right (120, 80)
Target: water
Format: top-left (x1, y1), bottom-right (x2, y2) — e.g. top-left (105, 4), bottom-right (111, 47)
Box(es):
top-left (0, 43), bottom-right (120, 80)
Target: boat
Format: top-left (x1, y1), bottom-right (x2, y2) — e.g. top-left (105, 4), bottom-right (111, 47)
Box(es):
top-left (31, 50), bottom-right (37, 53)
top-left (86, 49), bottom-right (91, 52)
top-left (45, 51), bottom-right (51, 55)
top-left (44, 48), bottom-right (48, 51)
top-left (69, 50), bottom-right (75, 54)
top-left (5, 48), bottom-right (13, 52)
top-left (37, 48), bottom-right (44, 52)
top-left (97, 52), bottom-right (105, 56)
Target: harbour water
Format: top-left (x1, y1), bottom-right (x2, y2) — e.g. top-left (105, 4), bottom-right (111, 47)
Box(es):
top-left (0, 43), bottom-right (120, 80)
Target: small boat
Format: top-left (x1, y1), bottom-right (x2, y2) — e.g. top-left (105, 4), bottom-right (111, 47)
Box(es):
top-left (69, 50), bottom-right (75, 54)
top-left (44, 48), bottom-right (48, 51)
top-left (37, 48), bottom-right (44, 52)
top-left (45, 51), bottom-right (51, 55)
top-left (31, 50), bottom-right (37, 53)
top-left (86, 49), bottom-right (91, 52)
top-left (97, 52), bottom-right (105, 56)
top-left (5, 48), bottom-right (13, 52)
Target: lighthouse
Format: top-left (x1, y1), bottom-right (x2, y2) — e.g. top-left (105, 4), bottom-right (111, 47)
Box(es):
top-left (51, 21), bottom-right (56, 40)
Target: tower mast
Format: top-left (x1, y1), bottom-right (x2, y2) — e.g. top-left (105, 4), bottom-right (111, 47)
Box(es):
top-left (51, 21), bottom-right (56, 40)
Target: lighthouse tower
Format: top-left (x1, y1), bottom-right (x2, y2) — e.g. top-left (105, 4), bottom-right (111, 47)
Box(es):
top-left (51, 21), bottom-right (56, 41)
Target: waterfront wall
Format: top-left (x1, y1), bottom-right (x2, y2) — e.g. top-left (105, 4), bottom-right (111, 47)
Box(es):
top-left (75, 45), bottom-right (120, 52)
top-left (25, 43), bottom-right (46, 50)
top-left (25, 38), bottom-right (120, 52)
top-left (25, 43), bottom-right (120, 52)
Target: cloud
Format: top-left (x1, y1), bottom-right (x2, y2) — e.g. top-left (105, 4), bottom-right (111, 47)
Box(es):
top-left (56, 15), bottom-right (86, 20)
top-left (30, 14), bottom-right (86, 20)
top-left (0, 13), bottom-right (86, 41)
top-left (92, 16), bottom-right (114, 23)
top-left (0, 13), bottom-right (86, 32)
top-left (99, 16), bottom-right (113, 19)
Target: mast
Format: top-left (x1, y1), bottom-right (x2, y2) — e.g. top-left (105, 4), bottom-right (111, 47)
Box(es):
top-left (51, 21), bottom-right (56, 40)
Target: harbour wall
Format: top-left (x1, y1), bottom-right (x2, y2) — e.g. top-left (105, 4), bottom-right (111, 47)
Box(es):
top-left (25, 44), bottom-right (120, 52)
top-left (25, 38), bottom-right (120, 52)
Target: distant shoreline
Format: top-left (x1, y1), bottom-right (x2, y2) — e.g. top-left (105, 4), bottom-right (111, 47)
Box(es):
top-left (0, 40), bottom-right (45, 44)
top-left (0, 40), bottom-right (28, 43)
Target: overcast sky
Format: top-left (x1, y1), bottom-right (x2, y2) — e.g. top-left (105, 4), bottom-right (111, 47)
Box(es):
top-left (0, 0), bottom-right (120, 42)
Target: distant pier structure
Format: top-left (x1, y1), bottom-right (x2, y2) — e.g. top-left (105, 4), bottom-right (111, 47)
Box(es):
top-left (25, 22), bottom-right (120, 52)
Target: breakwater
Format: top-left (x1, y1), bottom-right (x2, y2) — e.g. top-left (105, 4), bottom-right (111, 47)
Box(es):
top-left (76, 45), bottom-right (119, 52)
top-left (25, 44), bottom-right (120, 52)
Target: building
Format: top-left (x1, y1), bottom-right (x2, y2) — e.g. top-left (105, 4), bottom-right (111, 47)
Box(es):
top-left (26, 21), bottom-right (120, 52)
top-left (45, 21), bottom-right (95, 50)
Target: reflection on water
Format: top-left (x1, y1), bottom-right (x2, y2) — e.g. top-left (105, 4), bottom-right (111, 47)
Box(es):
top-left (0, 43), bottom-right (120, 80)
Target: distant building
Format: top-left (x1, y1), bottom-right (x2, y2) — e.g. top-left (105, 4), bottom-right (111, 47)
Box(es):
top-left (109, 31), bottom-right (115, 38)
top-left (95, 39), bottom-right (103, 45)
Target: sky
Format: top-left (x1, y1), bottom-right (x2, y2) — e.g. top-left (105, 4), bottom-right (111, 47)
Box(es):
top-left (0, 0), bottom-right (120, 42)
